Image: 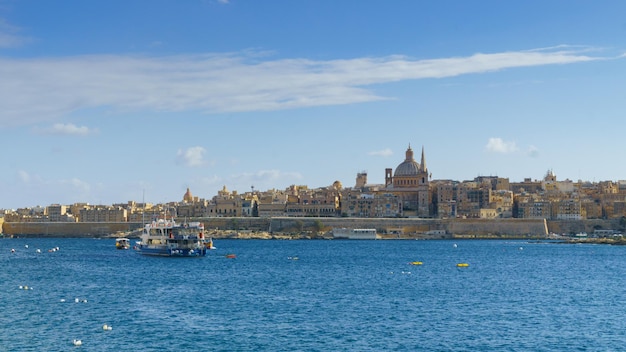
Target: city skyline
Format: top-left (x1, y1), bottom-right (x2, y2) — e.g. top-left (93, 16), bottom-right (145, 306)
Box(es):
top-left (1, 1), bottom-right (626, 209)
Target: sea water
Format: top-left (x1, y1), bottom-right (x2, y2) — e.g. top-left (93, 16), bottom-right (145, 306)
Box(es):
top-left (1, 238), bottom-right (626, 351)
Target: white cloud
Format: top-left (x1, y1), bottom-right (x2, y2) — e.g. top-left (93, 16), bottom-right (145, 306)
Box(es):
top-left (37, 123), bottom-right (94, 136)
top-left (0, 46), bottom-right (610, 126)
top-left (177, 146), bottom-right (207, 167)
top-left (485, 137), bottom-right (518, 154)
top-left (18, 170), bottom-right (31, 183)
top-left (368, 148), bottom-right (393, 157)
top-left (527, 145), bottom-right (540, 158)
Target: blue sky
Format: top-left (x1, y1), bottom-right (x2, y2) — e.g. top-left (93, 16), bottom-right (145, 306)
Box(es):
top-left (1, 0), bottom-right (626, 209)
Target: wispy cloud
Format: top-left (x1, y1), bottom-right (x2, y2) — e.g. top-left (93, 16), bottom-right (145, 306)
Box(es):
top-left (485, 137), bottom-right (519, 154)
top-left (15, 170), bottom-right (94, 205)
top-left (527, 145), bottom-right (540, 158)
top-left (0, 19), bottom-right (28, 48)
top-left (18, 170), bottom-right (33, 183)
top-left (177, 146), bottom-right (207, 167)
top-left (230, 169), bottom-right (303, 190)
top-left (0, 46), bottom-right (611, 126)
top-left (60, 178), bottom-right (91, 193)
top-left (368, 148), bottom-right (393, 157)
top-left (36, 123), bottom-right (95, 136)
top-left (232, 169), bottom-right (303, 183)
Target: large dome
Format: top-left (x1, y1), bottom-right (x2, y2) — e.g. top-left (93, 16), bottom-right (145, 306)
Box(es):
top-left (394, 146), bottom-right (420, 176)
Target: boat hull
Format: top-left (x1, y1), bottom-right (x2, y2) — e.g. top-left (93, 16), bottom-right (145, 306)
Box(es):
top-left (137, 246), bottom-right (207, 257)
top-left (332, 228), bottom-right (379, 240)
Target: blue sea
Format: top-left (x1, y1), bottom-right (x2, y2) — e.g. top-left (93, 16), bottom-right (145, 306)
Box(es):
top-left (2, 238), bottom-right (626, 351)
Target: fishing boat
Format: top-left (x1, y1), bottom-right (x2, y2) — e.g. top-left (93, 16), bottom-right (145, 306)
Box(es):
top-left (115, 238), bottom-right (130, 250)
top-left (136, 219), bottom-right (207, 257)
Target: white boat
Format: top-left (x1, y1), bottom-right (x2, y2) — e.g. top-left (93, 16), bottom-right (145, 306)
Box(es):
top-left (332, 228), bottom-right (379, 240)
top-left (136, 219), bottom-right (207, 257)
top-left (115, 238), bottom-right (130, 250)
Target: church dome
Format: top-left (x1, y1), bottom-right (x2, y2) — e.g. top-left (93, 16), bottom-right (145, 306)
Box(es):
top-left (183, 187), bottom-right (193, 203)
top-left (394, 146), bottom-right (420, 176)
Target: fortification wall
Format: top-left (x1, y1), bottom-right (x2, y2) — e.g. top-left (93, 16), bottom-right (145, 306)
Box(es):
top-left (2, 222), bottom-right (143, 238)
top-left (4, 217), bottom-right (621, 238)
top-left (546, 219), bottom-right (622, 235)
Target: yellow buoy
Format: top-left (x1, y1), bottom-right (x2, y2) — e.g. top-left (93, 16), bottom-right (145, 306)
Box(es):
top-left (456, 263), bottom-right (469, 267)
top-left (409, 261), bottom-right (423, 266)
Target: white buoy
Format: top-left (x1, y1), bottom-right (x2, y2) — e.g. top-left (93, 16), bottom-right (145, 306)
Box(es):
top-left (11, 248), bottom-right (15, 253)
top-left (60, 299), bottom-right (66, 303)
top-left (25, 244), bottom-right (29, 249)
top-left (103, 324), bottom-right (112, 331)
top-left (73, 339), bottom-right (82, 346)
top-left (75, 298), bottom-right (80, 303)
top-left (36, 249), bottom-right (41, 253)
top-left (453, 243), bottom-right (458, 248)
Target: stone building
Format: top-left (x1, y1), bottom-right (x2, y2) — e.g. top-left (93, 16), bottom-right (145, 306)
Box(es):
top-left (177, 188), bottom-right (210, 218)
top-left (383, 145), bottom-right (432, 217)
top-left (208, 186), bottom-right (241, 217)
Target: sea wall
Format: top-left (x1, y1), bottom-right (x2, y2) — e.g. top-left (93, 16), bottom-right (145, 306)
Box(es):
top-left (1, 222), bottom-right (144, 238)
top-left (545, 219), bottom-right (622, 235)
top-left (2, 217), bottom-right (553, 238)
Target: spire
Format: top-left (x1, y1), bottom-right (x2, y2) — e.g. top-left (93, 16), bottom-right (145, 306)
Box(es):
top-left (420, 145), bottom-right (427, 172)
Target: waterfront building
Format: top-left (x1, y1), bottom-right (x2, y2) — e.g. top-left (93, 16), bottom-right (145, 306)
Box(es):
top-left (79, 205), bottom-right (127, 222)
top-left (208, 186), bottom-right (242, 217)
top-left (552, 199), bottom-right (583, 220)
top-left (484, 189), bottom-right (514, 218)
top-left (284, 184), bottom-right (341, 217)
top-left (515, 195), bottom-right (551, 219)
top-left (432, 180), bottom-right (458, 218)
top-left (340, 189), bottom-right (401, 218)
top-left (47, 204), bottom-right (67, 222)
top-left (256, 190), bottom-right (289, 217)
top-left (383, 145), bottom-right (432, 217)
